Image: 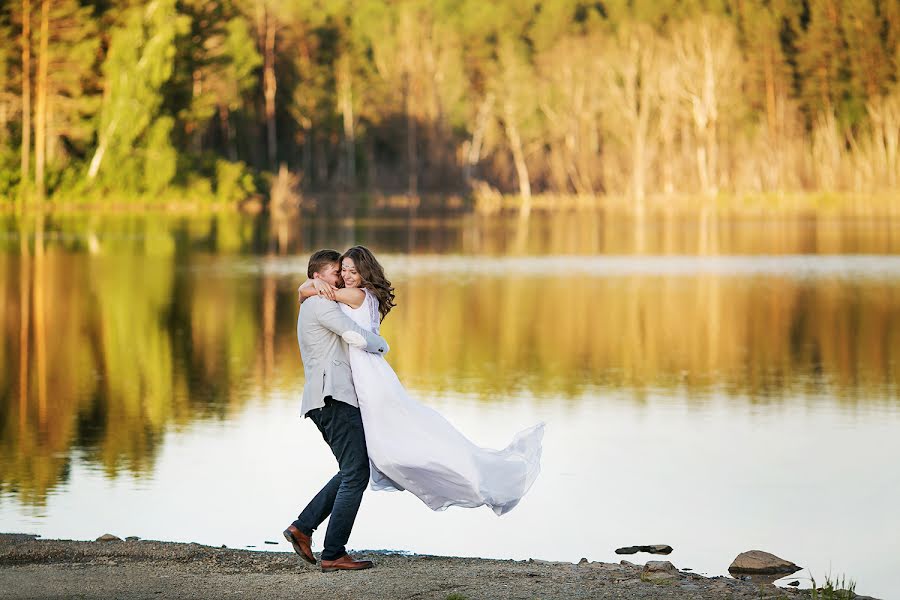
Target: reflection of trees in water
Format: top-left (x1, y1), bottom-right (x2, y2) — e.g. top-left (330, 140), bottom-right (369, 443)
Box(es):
top-left (0, 215), bottom-right (899, 504)
top-left (0, 225), bottom-right (303, 504)
top-left (3, 210), bottom-right (898, 258)
top-left (386, 274), bottom-right (900, 402)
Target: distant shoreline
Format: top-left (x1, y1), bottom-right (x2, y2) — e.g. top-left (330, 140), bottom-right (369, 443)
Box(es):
top-left (3, 191), bottom-right (899, 218)
top-left (0, 533), bottom-right (863, 600)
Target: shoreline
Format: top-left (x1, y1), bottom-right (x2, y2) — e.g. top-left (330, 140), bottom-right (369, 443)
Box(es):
top-left (0, 533), bottom-right (874, 600)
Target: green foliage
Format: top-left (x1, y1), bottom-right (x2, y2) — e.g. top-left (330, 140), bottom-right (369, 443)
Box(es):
top-left (0, 147), bottom-right (20, 197)
top-left (144, 117), bottom-right (178, 196)
top-left (214, 159), bottom-right (256, 204)
top-left (91, 0), bottom-right (189, 192)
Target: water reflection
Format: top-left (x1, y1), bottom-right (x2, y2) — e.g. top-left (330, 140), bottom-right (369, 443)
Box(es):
top-left (2, 244), bottom-right (898, 504)
top-left (3, 211), bottom-right (898, 256)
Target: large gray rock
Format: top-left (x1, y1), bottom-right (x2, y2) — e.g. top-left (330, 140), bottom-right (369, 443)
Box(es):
top-left (641, 560), bottom-right (682, 582)
top-left (728, 550), bottom-right (800, 574)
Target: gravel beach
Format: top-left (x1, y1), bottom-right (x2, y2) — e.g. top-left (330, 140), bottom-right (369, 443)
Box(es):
top-left (0, 533), bottom-right (863, 600)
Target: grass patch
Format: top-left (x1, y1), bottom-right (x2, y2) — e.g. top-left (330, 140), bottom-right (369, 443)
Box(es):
top-left (810, 573), bottom-right (857, 600)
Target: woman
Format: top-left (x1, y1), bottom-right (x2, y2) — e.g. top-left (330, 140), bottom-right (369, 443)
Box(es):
top-left (298, 246), bottom-right (543, 515)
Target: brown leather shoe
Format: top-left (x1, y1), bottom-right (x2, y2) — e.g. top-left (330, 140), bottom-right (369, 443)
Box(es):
top-left (320, 554), bottom-right (374, 572)
top-left (283, 525), bottom-right (316, 565)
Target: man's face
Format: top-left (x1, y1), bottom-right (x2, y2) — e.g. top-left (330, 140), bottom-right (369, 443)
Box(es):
top-left (314, 262), bottom-right (340, 287)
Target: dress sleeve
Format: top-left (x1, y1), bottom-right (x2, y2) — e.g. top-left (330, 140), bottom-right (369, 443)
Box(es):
top-left (366, 289), bottom-right (381, 334)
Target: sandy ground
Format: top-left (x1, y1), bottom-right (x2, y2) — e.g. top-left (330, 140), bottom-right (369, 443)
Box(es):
top-left (0, 533), bottom-right (860, 600)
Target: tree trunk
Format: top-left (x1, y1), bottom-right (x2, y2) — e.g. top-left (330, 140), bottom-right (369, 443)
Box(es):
top-left (338, 57), bottom-right (355, 188)
top-left (763, 46), bottom-right (777, 140)
top-left (34, 0), bottom-right (49, 200)
top-left (87, 117), bottom-right (117, 180)
top-left (191, 68), bottom-right (203, 152)
top-left (219, 104), bottom-right (237, 161)
top-left (404, 71), bottom-right (417, 197)
top-left (263, 9), bottom-right (277, 168)
top-left (504, 100), bottom-right (531, 218)
top-left (20, 0), bottom-right (32, 198)
top-left (465, 93), bottom-right (493, 183)
top-left (0, 103), bottom-right (7, 147)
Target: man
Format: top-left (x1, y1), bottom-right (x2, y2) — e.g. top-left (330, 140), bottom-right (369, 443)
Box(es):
top-left (283, 249), bottom-right (389, 572)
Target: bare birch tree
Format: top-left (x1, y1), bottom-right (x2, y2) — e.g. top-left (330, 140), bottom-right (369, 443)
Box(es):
top-left (496, 35), bottom-right (534, 217)
top-left (601, 23), bottom-right (663, 208)
top-left (673, 16), bottom-right (742, 196)
top-left (536, 34), bottom-right (604, 196)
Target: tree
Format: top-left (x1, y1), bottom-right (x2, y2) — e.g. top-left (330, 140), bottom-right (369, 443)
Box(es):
top-left (601, 22), bottom-right (664, 205)
top-left (38, 0), bottom-right (100, 179)
top-left (20, 0), bottom-right (31, 198)
top-left (87, 0), bottom-right (188, 193)
top-left (796, 0), bottom-right (850, 124)
top-left (33, 0), bottom-right (47, 199)
top-left (174, 0), bottom-right (261, 160)
top-left (673, 15), bottom-right (742, 195)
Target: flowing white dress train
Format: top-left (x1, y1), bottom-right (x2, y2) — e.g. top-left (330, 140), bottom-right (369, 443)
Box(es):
top-left (341, 290), bottom-right (544, 516)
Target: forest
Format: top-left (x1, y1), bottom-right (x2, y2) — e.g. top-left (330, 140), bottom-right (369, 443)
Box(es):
top-left (1, 0), bottom-right (898, 209)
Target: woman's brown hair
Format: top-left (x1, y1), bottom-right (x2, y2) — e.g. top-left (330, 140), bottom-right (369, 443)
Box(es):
top-left (340, 246), bottom-right (396, 321)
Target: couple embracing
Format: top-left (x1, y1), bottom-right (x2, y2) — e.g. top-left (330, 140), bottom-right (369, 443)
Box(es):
top-left (283, 246), bottom-right (544, 572)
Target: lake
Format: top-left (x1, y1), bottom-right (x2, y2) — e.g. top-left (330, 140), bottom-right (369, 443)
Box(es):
top-left (1, 211), bottom-right (898, 598)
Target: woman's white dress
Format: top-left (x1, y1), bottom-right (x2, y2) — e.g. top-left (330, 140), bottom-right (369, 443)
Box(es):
top-left (341, 289), bottom-right (544, 516)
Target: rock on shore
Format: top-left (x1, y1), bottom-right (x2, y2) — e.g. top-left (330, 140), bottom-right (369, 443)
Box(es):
top-left (0, 533), bottom-right (863, 600)
top-left (728, 550), bottom-right (801, 575)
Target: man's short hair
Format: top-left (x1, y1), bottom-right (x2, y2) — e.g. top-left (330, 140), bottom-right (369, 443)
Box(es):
top-left (307, 249), bottom-right (341, 278)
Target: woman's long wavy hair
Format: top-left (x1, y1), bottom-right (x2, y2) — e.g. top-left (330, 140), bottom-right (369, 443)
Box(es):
top-left (340, 246), bottom-right (396, 321)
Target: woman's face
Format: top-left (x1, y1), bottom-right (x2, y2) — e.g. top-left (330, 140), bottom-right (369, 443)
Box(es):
top-left (341, 257), bottom-right (361, 288)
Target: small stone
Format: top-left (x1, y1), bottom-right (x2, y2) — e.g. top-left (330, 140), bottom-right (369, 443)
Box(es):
top-left (125, 536), bottom-right (140, 542)
top-left (788, 581), bottom-right (800, 587)
top-left (578, 557), bottom-right (588, 565)
top-left (728, 550), bottom-right (801, 575)
top-left (95, 534), bottom-right (122, 542)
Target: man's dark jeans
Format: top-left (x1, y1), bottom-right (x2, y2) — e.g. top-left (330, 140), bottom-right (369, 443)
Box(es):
top-left (293, 397), bottom-right (370, 561)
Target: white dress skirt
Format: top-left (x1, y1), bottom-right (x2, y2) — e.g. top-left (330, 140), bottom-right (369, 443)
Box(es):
top-left (341, 289), bottom-right (544, 516)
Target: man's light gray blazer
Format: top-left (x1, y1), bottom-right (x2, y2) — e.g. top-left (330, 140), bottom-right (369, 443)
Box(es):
top-left (297, 296), bottom-right (389, 417)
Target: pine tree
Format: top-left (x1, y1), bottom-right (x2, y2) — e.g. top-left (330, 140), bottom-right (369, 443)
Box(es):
top-left (174, 0), bottom-right (261, 160)
top-left (40, 0), bottom-right (101, 181)
top-left (796, 0), bottom-right (851, 124)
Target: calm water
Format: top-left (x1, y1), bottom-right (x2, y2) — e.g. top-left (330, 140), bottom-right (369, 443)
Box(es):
top-left (1, 212), bottom-right (898, 597)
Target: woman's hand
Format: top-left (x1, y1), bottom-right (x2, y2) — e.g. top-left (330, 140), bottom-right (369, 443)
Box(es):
top-left (298, 278), bottom-right (336, 303)
top-left (311, 278), bottom-right (338, 300)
